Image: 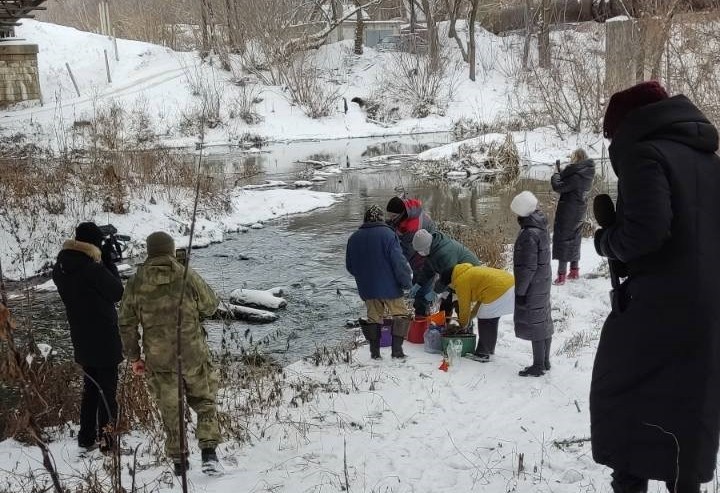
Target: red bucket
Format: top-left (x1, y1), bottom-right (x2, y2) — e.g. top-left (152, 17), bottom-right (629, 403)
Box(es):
top-left (407, 317), bottom-right (428, 344)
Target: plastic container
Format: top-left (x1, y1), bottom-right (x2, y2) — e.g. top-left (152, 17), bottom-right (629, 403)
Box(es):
top-left (407, 317), bottom-right (428, 344)
top-left (380, 319), bottom-right (393, 347)
top-left (424, 326), bottom-right (443, 353)
top-left (429, 310), bottom-right (446, 327)
top-left (441, 333), bottom-right (476, 356)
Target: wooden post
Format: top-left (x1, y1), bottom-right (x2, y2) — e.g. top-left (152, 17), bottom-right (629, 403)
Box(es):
top-left (104, 49), bottom-right (112, 83)
top-left (113, 29), bottom-right (119, 61)
top-left (65, 63), bottom-right (80, 97)
top-left (99, 3), bottom-right (106, 35)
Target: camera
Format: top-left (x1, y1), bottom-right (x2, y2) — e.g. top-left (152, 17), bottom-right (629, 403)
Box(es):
top-left (98, 224), bottom-right (130, 263)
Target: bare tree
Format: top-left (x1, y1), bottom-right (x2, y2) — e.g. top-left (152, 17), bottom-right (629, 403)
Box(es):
top-left (419, 0), bottom-right (441, 65)
top-left (538, 0), bottom-right (551, 68)
top-left (468, 0), bottom-right (480, 80)
top-left (354, 0), bottom-right (365, 54)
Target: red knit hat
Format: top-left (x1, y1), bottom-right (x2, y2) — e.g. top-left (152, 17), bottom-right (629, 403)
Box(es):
top-left (603, 81), bottom-right (669, 139)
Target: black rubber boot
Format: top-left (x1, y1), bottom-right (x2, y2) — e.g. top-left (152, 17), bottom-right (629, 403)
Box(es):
top-left (361, 323), bottom-right (381, 359)
top-left (391, 317), bottom-right (410, 359)
top-left (201, 447), bottom-right (224, 476)
top-left (391, 336), bottom-right (406, 359)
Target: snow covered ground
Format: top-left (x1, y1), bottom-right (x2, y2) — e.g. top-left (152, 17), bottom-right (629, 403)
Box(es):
top-left (0, 20), bottom-right (544, 150)
top-left (2, 241), bottom-right (691, 493)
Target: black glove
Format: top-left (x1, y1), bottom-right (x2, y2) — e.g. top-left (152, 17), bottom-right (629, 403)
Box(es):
top-left (516, 295), bottom-right (527, 305)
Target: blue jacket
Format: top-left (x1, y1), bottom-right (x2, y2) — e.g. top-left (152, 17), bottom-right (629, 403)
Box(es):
top-left (346, 222), bottom-right (412, 300)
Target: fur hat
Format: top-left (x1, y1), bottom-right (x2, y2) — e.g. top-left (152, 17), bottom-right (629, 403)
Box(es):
top-left (386, 196), bottom-right (406, 214)
top-left (146, 231), bottom-right (175, 258)
top-left (412, 229), bottom-right (433, 256)
top-left (363, 204), bottom-right (384, 223)
top-left (510, 191), bottom-right (538, 217)
top-left (603, 81), bottom-right (669, 139)
top-left (75, 222), bottom-right (104, 249)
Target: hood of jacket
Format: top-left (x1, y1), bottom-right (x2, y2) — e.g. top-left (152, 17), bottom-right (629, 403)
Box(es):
top-left (55, 240), bottom-right (101, 274)
top-left (139, 254), bottom-right (183, 286)
top-left (451, 262), bottom-right (474, 286)
top-left (609, 95), bottom-right (719, 168)
top-left (563, 159), bottom-right (595, 179)
top-left (402, 198), bottom-right (424, 220)
top-left (360, 221), bottom-right (393, 231)
top-left (518, 210), bottom-right (548, 230)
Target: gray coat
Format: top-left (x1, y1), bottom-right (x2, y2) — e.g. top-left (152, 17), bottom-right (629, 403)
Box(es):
top-left (551, 159), bottom-right (595, 262)
top-left (513, 211), bottom-right (554, 341)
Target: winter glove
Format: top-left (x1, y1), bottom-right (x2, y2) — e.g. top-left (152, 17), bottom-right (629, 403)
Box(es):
top-left (131, 359), bottom-right (145, 376)
top-left (408, 283), bottom-right (421, 298)
top-left (516, 295), bottom-right (527, 305)
top-left (424, 290), bottom-right (437, 303)
top-left (594, 228), bottom-right (609, 258)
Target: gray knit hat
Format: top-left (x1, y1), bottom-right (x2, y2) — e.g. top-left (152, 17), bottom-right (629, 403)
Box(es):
top-left (146, 231), bottom-right (175, 257)
top-left (412, 229), bottom-right (433, 256)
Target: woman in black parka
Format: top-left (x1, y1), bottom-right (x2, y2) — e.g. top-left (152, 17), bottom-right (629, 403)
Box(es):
top-left (551, 148), bottom-right (595, 285)
top-left (592, 81), bottom-right (720, 493)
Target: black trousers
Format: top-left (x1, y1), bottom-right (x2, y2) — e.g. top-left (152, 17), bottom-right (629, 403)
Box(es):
top-left (475, 318), bottom-right (499, 356)
top-left (611, 470), bottom-right (700, 493)
top-left (79, 366), bottom-right (119, 448)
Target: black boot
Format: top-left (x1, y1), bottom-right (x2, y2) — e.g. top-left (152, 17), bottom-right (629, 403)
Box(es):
top-left (391, 317), bottom-right (410, 359)
top-left (518, 365), bottom-right (545, 377)
top-left (173, 458), bottom-right (190, 476)
top-left (361, 322), bottom-right (381, 359)
top-left (544, 337), bottom-right (552, 371)
top-left (201, 447), bottom-right (224, 476)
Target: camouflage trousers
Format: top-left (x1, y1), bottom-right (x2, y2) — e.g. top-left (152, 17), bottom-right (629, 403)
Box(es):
top-left (146, 362), bottom-right (221, 459)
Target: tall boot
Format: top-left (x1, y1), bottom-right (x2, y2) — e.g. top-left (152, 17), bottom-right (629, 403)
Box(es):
top-left (568, 267), bottom-right (580, 280)
top-left (361, 322), bottom-right (381, 359)
top-left (519, 339), bottom-right (546, 377)
top-left (544, 337), bottom-right (552, 371)
top-left (391, 316), bottom-right (410, 359)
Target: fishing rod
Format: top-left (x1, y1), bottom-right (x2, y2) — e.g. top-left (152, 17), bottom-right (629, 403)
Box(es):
top-left (173, 117), bottom-right (207, 492)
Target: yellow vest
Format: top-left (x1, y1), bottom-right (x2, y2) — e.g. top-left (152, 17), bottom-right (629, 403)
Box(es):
top-left (452, 263), bottom-right (515, 327)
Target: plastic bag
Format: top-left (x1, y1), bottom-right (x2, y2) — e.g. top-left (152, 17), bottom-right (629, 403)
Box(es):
top-left (446, 339), bottom-right (463, 369)
top-left (424, 326), bottom-right (443, 354)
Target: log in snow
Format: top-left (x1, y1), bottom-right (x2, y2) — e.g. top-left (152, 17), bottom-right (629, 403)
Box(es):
top-left (215, 302), bottom-right (279, 324)
top-left (229, 288), bottom-right (288, 310)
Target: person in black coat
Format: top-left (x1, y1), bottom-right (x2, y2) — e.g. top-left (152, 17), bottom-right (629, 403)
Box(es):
top-left (551, 148), bottom-right (595, 285)
top-left (592, 81), bottom-right (720, 493)
top-left (347, 205), bottom-right (412, 359)
top-left (52, 222), bottom-right (124, 452)
top-left (510, 191), bottom-right (554, 377)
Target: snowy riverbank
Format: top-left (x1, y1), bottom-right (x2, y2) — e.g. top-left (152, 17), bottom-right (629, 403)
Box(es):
top-left (2, 241), bottom-right (691, 493)
top-left (0, 187), bottom-right (341, 281)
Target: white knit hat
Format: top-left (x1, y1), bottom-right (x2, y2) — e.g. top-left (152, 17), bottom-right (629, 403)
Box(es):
top-left (510, 191), bottom-right (538, 217)
top-left (412, 229), bottom-right (433, 256)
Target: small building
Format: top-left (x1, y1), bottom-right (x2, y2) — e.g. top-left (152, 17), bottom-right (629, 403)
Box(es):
top-left (323, 3), bottom-right (403, 48)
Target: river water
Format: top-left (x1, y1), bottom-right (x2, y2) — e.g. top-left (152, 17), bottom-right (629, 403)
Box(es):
top-left (6, 132), bottom-right (569, 366)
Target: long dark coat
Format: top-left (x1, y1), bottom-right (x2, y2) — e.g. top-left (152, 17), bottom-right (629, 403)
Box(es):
top-left (551, 159), bottom-right (595, 262)
top-left (52, 240), bottom-right (124, 368)
top-left (591, 95), bottom-right (720, 484)
top-left (513, 211), bottom-right (553, 341)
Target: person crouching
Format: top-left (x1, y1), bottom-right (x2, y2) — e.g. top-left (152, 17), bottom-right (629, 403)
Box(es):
top-left (346, 205), bottom-right (413, 359)
top-left (510, 191), bottom-right (554, 377)
top-left (444, 263), bottom-right (515, 362)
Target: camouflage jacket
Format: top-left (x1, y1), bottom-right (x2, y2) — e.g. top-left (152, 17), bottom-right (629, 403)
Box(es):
top-left (119, 255), bottom-right (219, 373)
